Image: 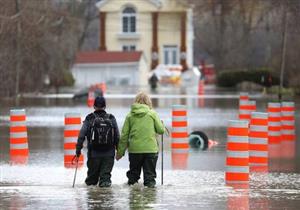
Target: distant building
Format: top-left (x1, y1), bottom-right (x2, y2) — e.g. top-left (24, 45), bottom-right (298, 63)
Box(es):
top-left (72, 0), bottom-right (194, 89)
top-left (72, 51), bottom-right (148, 87)
top-left (97, 0), bottom-right (194, 70)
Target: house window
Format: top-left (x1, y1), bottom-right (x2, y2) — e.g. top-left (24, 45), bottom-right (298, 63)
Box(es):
top-left (122, 45), bottom-right (136, 51)
top-left (122, 7), bottom-right (136, 33)
top-left (163, 45), bottom-right (178, 65)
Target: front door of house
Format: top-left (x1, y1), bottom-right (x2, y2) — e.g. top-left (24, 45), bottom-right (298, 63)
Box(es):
top-left (163, 45), bottom-right (178, 65)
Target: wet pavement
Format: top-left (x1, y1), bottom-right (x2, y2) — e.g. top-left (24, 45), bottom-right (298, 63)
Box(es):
top-left (0, 91), bottom-right (300, 209)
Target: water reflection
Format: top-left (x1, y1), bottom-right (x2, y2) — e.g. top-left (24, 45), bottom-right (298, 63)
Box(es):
top-left (8, 194), bottom-right (25, 210)
top-left (281, 141), bottom-right (296, 159)
top-left (249, 197), bottom-right (269, 210)
top-left (79, 185), bottom-right (158, 209)
top-left (10, 156), bottom-right (28, 165)
top-left (269, 141), bottom-right (296, 173)
top-left (86, 187), bottom-right (116, 209)
top-left (129, 186), bottom-right (157, 209)
top-left (227, 184), bottom-right (249, 210)
top-left (171, 151), bottom-right (188, 170)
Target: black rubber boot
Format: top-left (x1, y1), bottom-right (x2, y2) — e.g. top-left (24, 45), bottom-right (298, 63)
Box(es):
top-left (143, 153), bottom-right (158, 187)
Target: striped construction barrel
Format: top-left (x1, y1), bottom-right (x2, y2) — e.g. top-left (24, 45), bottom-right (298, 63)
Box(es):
top-left (198, 79), bottom-right (205, 95)
top-left (239, 100), bottom-right (256, 121)
top-left (198, 79), bottom-right (205, 107)
top-left (239, 92), bottom-right (249, 104)
top-left (87, 88), bottom-right (95, 107)
top-left (249, 112), bottom-right (268, 172)
top-left (10, 109), bottom-right (29, 164)
top-left (171, 105), bottom-right (188, 169)
top-left (64, 113), bottom-right (84, 168)
top-left (268, 103), bottom-right (281, 144)
top-left (226, 120), bottom-right (249, 184)
top-left (281, 102), bottom-right (295, 141)
top-left (238, 92), bottom-right (249, 117)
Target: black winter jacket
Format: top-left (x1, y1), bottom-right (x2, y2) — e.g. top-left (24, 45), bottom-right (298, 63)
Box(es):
top-left (76, 110), bottom-right (120, 158)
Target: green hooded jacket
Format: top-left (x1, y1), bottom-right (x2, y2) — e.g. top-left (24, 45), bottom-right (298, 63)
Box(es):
top-left (117, 103), bottom-right (164, 156)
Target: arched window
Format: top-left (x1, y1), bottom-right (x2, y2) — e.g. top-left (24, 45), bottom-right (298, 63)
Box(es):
top-left (122, 7), bottom-right (136, 33)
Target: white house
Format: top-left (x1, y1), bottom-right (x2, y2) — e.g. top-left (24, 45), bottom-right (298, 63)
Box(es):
top-left (72, 51), bottom-right (148, 88)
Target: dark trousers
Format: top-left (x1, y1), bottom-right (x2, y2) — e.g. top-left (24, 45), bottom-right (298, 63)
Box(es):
top-left (127, 153), bottom-right (158, 187)
top-left (85, 156), bottom-right (114, 187)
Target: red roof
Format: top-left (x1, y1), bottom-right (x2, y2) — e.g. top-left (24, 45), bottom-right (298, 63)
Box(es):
top-left (75, 51), bottom-right (143, 64)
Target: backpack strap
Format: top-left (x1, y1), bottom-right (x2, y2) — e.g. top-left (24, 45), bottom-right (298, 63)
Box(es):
top-left (105, 113), bottom-right (116, 143)
top-left (91, 112), bottom-right (98, 122)
top-left (88, 112), bottom-right (103, 143)
top-left (107, 113), bottom-right (115, 144)
top-left (106, 113), bottom-right (112, 119)
top-left (105, 113), bottom-right (114, 124)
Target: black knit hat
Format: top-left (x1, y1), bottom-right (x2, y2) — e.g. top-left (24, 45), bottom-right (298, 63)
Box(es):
top-left (94, 96), bottom-right (106, 108)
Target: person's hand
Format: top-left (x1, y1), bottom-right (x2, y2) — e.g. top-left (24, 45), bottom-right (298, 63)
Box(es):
top-left (76, 150), bottom-right (81, 158)
top-left (116, 154), bottom-right (122, 161)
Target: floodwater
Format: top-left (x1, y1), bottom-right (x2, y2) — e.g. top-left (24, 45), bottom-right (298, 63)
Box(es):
top-left (0, 89), bottom-right (300, 209)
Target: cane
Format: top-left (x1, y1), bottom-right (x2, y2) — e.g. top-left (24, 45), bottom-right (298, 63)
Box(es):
top-left (72, 155), bottom-right (79, 188)
top-left (161, 133), bottom-right (164, 185)
top-left (161, 127), bottom-right (170, 186)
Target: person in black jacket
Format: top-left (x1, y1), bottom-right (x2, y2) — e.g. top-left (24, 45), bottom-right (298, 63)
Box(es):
top-left (76, 96), bottom-right (120, 187)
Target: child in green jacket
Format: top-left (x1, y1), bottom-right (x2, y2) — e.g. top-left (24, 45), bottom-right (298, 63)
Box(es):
top-left (116, 92), bottom-right (164, 187)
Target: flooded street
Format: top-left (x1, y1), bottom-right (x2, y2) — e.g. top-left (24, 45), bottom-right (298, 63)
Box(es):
top-left (1, 92), bottom-right (300, 209)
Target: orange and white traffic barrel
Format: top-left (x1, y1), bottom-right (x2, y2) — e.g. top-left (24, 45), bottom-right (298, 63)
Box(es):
top-left (100, 82), bottom-right (106, 94)
top-left (281, 102), bottom-right (295, 141)
top-left (87, 88), bottom-right (95, 107)
top-left (171, 105), bottom-right (189, 169)
top-left (239, 92), bottom-right (249, 103)
top-left (280, 104), bottom-right (296, 160)
top-left (198, 79), bottom-right (205, 107)
top-left (239, 92), bottom-right (249, 114)
top-left (64, 113), bottom-right (84, 168)
top-left (239, 100), bottom-right (256, 121)
top-left (268, 103), bottom-right (281, 144)
top-left (225, 120), bottom-right (249, 184)
top-left (10, 109), bottom-right (29, 164)
top-left (249, 112), bottom-right (268, 172)
top-left (198, 79), bottom-right (205, 95)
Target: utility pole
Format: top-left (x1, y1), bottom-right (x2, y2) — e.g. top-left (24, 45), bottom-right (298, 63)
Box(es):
top-left (279, 4), bottom-right (288, 101)
top-left (71, 0), bottom-right (75, 15)
top-left (15, 0), bottom-right (21, 98)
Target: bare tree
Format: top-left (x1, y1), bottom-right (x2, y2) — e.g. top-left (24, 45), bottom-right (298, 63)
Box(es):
top-left (189, 0), bottom-right (300, 91)
top-left (191, 0), bottom-right (271, 71)
top-left (0, 0), bottom-right (95, 97)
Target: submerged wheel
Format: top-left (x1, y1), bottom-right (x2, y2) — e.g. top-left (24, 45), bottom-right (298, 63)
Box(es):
top-left (188, 131), bottom-right (209, 150)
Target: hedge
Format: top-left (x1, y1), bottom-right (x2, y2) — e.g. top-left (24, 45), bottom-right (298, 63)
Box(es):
top-left (217, 69), bottom-right (280, 88)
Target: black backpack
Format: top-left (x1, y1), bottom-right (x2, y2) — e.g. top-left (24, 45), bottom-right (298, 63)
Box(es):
top-left (89, 113), bottom-right (115, 150)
